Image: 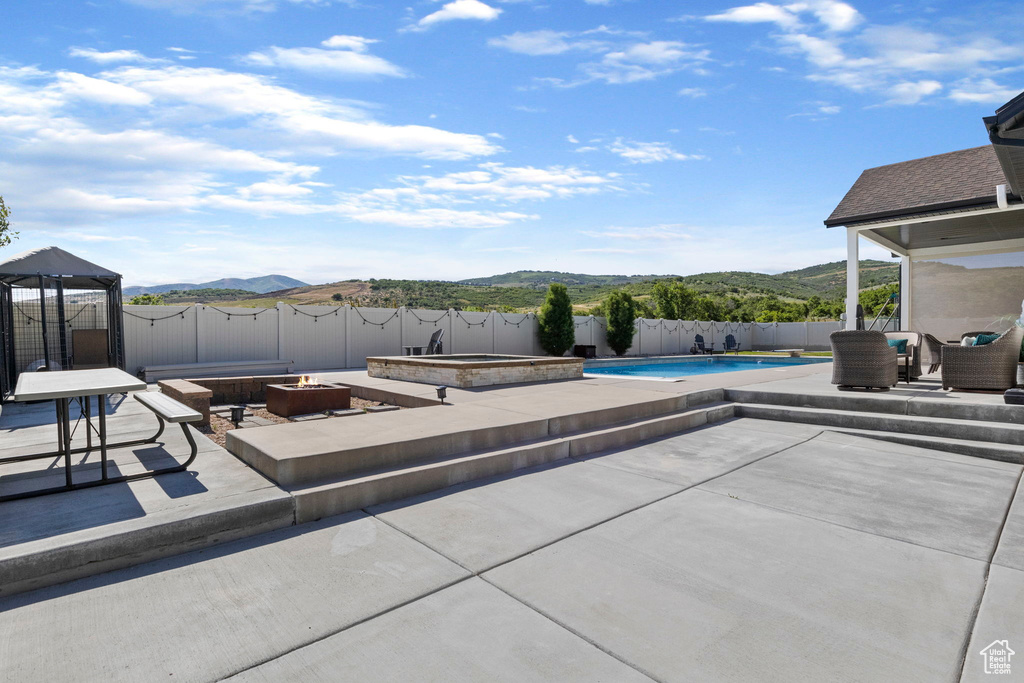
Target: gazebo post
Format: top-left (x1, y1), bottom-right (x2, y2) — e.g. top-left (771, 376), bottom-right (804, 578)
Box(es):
top-left (845, 228), bottom-right (859, 330)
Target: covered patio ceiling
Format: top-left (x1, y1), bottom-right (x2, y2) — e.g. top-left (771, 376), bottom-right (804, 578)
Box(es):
top-left (856, 203), bottom-right (1024, 256)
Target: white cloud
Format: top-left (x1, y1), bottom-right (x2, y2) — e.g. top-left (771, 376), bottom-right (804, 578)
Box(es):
top-left (678, 87), bottom-right (707, 98)
top-left (949, 78), bottom-right (1022, 104)
top-left (321, 35), bottom-right (376, 51)
top-left (107, 66), bottom-right (500, 159)
top-left (491, 28), bottom-right (710, 86)
top-left (883, 79), bottom-right (942, 105)
top-left (407, 0), bottom-right (502, 32)
top-left (705, 3), bottom-right (1019, 106)
top-left (242, 40), bottom-right (407, 78)
top-left (706, 2), bottom-right (801, 30)
top-left (54, 72), bottom-right (154, 106)
top-left (67, 47), bottom-right (160, 64)
top-left (607, 139), bottom-right (704, 163)
top-left (488, 30), bottom-right (597, 56)
top-left (121, 0), bottom-right (353, 14)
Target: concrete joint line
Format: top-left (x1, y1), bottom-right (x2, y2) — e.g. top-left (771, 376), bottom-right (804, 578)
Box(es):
top-left (478, 575), bottom-right (663, 683)
top-left (956, 465), bottom-right (1024, 680)
top-left (218, 571), bottom-right (476, 680)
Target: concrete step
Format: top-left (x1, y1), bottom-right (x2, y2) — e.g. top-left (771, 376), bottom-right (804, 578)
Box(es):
top-left (0, 487), bottom-right (294, 598)
top-left (735, 403), bottom-right (1024, 448)
top-left (288, 402), bottom-right (735, 523)
top-left (228, 388), bottom-right (726, 487)
top-left (724, 387), bottom-right (1021, 425)
top-left (822, 427), bottom-right (1024, 465)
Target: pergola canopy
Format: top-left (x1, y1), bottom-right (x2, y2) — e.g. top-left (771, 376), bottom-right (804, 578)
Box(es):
top-left (0, 246), bottom-right (121, 289)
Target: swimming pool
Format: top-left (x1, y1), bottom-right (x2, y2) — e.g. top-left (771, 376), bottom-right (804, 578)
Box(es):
top-left (583, 356), bottom-right (831, 379)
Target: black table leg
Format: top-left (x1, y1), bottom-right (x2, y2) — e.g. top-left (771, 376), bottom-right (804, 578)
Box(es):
top-left (59, 397), bottom-right (72, 488)
top-left (98, 393), bottom-right (108, 480)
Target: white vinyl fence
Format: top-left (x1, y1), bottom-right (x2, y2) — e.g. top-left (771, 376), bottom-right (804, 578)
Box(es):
top-left (122, 303), bottom-right (844, 373)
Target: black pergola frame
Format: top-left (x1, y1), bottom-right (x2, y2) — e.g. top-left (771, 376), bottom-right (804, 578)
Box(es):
top-left (0, 271), bottom-right (126, 400)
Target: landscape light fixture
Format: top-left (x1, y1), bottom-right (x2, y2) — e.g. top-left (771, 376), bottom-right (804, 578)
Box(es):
top-left (436, 385), bottom-right (447, 405)
top-left (230, 405), bottom-right (245, 427)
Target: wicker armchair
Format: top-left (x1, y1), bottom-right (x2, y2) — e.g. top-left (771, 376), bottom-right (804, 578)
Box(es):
top-left (830, 330), bottom-right (898, 390)
top-left (941, 325), bottom-right (1024, 391)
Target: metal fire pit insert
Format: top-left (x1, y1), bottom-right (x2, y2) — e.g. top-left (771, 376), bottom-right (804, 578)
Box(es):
top-left (266, 383), bottom-right (351, 417)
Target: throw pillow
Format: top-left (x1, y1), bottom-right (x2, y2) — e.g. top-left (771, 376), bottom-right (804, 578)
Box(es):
top-left (973, 333), bottom-right (1002, 346)
top-left (961, 336), bottom-right (976, 347)
top-left (887, 338), bottom-right (908, 354)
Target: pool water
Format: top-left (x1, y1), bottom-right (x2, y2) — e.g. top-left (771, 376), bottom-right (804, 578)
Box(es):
top-left (584, 356), bottom-right (830, 378)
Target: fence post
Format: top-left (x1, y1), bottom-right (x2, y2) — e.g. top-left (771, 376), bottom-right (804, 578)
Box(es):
top-left (195, 304), bottom-right (205, 363)
top-left (490, 311), bottom-right (497, 353)
top-left (344, 304), bottom-right (352, 369)
top-left (276, 302), bottom-right (285, 361)
top-left (398, 306), bottom-right (406, 354)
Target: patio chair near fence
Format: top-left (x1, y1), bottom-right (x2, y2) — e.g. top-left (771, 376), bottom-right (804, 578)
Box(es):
top-left (403, 328), bottom-right (444, 356)
top-left (941, 325), bottom-right (1024, 391)
top-left (829, 330), bottom-right (898, 390)
top-left (694, 334), bottom-right (713, 355)
top-left (724, 334), bottom-right (740, 354)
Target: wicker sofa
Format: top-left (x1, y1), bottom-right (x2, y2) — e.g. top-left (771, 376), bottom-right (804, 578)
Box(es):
top-left (941, 325), bottom-right (1024, 391)
top-left (830, 330), bottom-right (898, 390)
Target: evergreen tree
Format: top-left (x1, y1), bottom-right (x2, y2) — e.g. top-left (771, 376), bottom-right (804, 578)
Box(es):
top-left (537, 283), bottom-right (576, 356)
top-left (606, 291), bottom-right (637, 356)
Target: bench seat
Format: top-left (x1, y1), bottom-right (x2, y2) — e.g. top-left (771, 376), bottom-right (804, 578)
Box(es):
top-left (135, 391), bottom-right (203, 423)
top-left (141, 359), bottom-right (293, 382)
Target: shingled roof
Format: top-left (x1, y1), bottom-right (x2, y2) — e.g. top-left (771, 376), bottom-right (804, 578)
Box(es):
top-left (824, 145), bottom-right (1008, 227)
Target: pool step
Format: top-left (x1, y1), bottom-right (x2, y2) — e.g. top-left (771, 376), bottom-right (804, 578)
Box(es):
top-left (287, 402), bottom-right (735, 523)
top-left (734, 403), bottom-right (1024, 462)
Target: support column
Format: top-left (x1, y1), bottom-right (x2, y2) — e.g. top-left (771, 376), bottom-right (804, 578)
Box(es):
top-left (846, 229), bottom-right (859, 330)
top-left (900, 256), bottom-right (912, 331)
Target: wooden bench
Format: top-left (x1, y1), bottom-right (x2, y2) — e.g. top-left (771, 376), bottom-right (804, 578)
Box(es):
top-left (134, 391), bottom-right (204, 472)
top-left (140, 359), bottom-right (293, 382)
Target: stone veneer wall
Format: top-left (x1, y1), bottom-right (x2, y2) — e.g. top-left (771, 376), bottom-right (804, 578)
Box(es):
top-left (192, 375), bottom-right (299, 404)
top-left (367, 359), bottom-right (583, 387)
top-left (158, 374), bottom-right (301, 424)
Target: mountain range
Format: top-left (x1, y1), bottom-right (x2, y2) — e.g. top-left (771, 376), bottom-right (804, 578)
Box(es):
top-left (124, 275), bottom-right (308, 296)
top-left (136, 260), bottom-right (899, 311)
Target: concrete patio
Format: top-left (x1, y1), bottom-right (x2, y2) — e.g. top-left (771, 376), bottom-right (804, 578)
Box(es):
top-left (2, 359), bottom-right (1023, 681)
top-left (1, 414), bottom-right (1021, 681)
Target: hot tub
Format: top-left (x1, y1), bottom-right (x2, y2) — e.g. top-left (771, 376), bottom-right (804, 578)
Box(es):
top-left (366, 354), bottom-right (583, 387)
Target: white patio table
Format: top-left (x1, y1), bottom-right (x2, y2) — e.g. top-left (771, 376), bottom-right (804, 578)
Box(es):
top-left (2, 368), bottom-right (188, 502)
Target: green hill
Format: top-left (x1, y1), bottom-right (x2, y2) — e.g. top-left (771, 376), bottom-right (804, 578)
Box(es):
top-left (459, 271), bottom-right (666, 288)
top-left (139, 260), bottom-right (900, 319)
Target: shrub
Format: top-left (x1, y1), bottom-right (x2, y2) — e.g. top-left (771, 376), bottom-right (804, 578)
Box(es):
top-left (606, 291), bottom-right (637, 356)
top-left (128, 293), bottom-right (164, 305)
top-left (537, 283), bottom-right (576, 356)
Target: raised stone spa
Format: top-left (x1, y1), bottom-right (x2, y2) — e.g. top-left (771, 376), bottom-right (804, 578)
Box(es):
top-left (366, 354), bottom-right (583, 388)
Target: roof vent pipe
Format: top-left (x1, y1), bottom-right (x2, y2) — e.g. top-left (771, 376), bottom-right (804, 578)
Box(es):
top-left (997, 184), bottom-right (1009, 209)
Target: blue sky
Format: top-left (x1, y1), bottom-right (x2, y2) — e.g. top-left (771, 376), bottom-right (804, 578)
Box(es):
top-left (1, 0), bottom-right (1021, 287)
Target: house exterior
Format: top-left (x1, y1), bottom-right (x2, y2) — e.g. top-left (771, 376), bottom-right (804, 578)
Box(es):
top-left (826, 91), bottom-right (1024, 340)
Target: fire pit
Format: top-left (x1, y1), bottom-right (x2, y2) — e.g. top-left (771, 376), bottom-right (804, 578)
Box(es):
top-left (266, 376), bottom-right (351, 417)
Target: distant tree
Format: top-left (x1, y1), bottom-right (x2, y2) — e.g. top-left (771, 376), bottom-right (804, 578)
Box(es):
top-left (605, 291), bottom-right (637, 356)
top-left (128, 294), bottom-right (165, 305)
top-left (331, 293), bottom-right (344, 302)
top-left (0, 196), bottom-right (17, 248)
top-left (537, 283), bottom-right (576, 356)
top-left (634, 298), bottom-right (657, 319)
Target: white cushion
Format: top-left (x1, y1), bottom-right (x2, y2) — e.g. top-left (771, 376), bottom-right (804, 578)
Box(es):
top-left (961, 336), bottom-right (976, 347)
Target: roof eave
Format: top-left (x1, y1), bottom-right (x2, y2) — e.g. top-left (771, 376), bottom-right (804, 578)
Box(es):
top-left (824, 196), bottom-right (998, 228)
